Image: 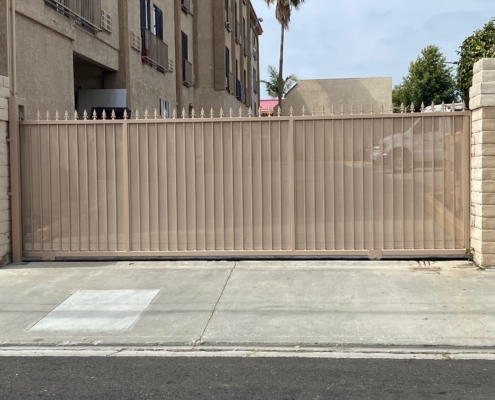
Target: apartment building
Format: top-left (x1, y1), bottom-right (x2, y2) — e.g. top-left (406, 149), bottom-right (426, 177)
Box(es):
top-left (0, 0), bottom-right (262, 118)
top-left (193, 0), bottom-right (262, 114)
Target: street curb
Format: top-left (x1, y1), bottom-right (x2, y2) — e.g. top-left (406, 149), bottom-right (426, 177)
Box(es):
top-left (2, 346), bottom-right (495, 360)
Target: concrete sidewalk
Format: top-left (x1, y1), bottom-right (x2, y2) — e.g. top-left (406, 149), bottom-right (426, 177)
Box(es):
top-left (0, 260), bottom-right (493, 349)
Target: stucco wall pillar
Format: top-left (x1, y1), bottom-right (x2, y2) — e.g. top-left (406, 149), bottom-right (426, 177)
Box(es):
top-left (0, 75), bottom-right (11, 266)
top-left (470, 59), bottom-right (495, 266)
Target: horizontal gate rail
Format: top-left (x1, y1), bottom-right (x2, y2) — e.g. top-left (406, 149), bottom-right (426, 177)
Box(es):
top-left (18, 109), bottom-right (471, 260)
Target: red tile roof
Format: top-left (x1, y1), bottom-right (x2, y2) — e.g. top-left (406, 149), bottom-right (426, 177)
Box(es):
top-left (260, 99), bottom-right (279, 112)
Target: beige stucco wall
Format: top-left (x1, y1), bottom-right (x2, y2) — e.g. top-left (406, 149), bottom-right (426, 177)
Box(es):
top-left (0, 76), bottom-right (10, 266)
top-left (15, 13), bottom-right (74, 117)
top-left (13, 0), bottom-right (120, 116)
top-left (282, 77), bottom-right (393, 116)
top-left (469, 58), bottom-right (495, 267)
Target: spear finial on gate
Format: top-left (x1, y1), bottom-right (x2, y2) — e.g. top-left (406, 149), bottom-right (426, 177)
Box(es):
top-left (74, 110), bottom-right (78, 120)
top-left (389, 103), bottom-right (394, 114)
top-left (410, 103), bottom-right (415, 113)
top-left (431, 101), bottom-right (435, 112)
top-left (36, 111), bottom-right (41, 121)
top-left (289, 106), bottom-right (293, 117)
top-left (172, 108), bottom-right (177, 119)
top-left (229, 107), bottom-right (233, 118)
top-left (420, 102), bottom-right (425, 113)
top-left (441, 101), bottom-right (446, 112)
top-left (248, 107), bottom-right (253, 117)
top-left (210, 108), bottom-right (214, 118)
top-left (181, 108), bottom-right (186, 119)
top-left (200, 108), bottom-right (205, 118)
top-left (257, 107), bottom-right (261, 117)
top-left (301, 105), bottom-right (305, 116)
top-left (135, 109), bottom-right (140, 120)
top-left (153, 109), bottom-right (157, 119)
top-left (239, 107), bottom-right (243, 117)
top-left (55, 110), bottom-right (59, 121)
top-left (64, 110), bottom-right (69, 121)
top-left (191, 107), bottom-right (196, 119)
top-left (102, 109), bottom-right (107, 120)
top-left (144, 109), bottom-right (149, 119)
top-left (400, 103), bottom-right (405, 114)
top-left (277, 106), bottom-right (282, 117)
top-left (219, 107), bottom-right (224, 118)
top-left (46, 111), bottom-right (50, 121)
top-left (123, 109), bottom-right (128, 120)
top-left (380, 104), bottom-right (384, 114)
top-left (451, 101), bottom-right (456, 112)
top-left (330, 104), bottom-right (334, 116)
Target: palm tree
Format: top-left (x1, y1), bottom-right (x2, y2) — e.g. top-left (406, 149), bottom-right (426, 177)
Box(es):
top-left (261, 65), bottom-right (298, 99)
top-left (264, 0), bottom-right (306, 109)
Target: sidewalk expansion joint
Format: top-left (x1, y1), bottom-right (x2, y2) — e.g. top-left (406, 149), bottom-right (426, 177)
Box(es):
top-left (195, 262), bottom-right (237, 347)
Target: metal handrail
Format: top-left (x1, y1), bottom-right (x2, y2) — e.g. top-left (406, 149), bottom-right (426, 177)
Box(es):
top-left (183, 59), bottom-right (193, 86)
top-left (142, 28), bottom-right (169, 72)
top-left (45, 0), bottom-right (102, 31)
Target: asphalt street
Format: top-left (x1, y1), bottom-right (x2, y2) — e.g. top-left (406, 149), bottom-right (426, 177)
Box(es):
top-left (1, 356), bottom-right (494, 399)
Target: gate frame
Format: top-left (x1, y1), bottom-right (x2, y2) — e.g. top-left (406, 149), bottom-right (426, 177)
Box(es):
top-left (8, 96), bottom-right (26, 263)
top-left (14, 109), bottom-right (472, 261)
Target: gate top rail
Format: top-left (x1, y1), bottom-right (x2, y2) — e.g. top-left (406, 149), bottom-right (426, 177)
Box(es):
top-left (22, 101), bottom-right (470, 124)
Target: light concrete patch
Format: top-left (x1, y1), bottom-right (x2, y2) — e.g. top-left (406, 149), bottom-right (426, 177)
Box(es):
top-left (29, 290), bottom-right (160, 331)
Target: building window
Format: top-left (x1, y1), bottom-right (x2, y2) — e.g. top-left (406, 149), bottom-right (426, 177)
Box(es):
top-left (140, 0), bottom-right (150, 51)
top-left (243, 69), bottom-right (247, 103)
top-left (153, 5), bottom-right (163, 40)
top-left (140, 0), bottom-right (168, 73)
top-left (160, 99), bottom-right (170, 117)
top-left (225, 47), bottom-right (230, 92)
top-left (182, 31), bottom-right (193, 86)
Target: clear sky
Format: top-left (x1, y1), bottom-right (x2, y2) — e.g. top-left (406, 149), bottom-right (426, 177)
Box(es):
top-left (250, 0), bottom-right (494, 98)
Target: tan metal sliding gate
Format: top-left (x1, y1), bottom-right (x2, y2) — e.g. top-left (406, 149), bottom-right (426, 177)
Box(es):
top-left (17, 111), bottom-right (470, 260)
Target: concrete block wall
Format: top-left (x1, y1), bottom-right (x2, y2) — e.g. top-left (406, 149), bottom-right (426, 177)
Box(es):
top-left (470, 59), bottom-right (495, 266)
top-left (0, 76), bottom-right (10, 266)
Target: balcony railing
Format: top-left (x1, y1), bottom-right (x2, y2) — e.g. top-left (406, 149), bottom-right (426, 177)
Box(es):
top-left (45, 0), bottom-right (102, 31)
top-left (225, 7), bottom-right (232, 30)
top-left (236, 79), bottom-right (243, 101)
top-left (182, 59), bottom-right (193, 87)
top-left (226, 72), bottom-right (235, 93)
top-left (235, 22), bottom-right (242, 43)
top-left (141, 28), bottom-right (169, 72)
top-left (181, 0), bottom-right (191, 14)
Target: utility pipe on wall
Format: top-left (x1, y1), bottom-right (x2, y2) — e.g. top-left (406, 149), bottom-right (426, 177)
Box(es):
top-left (5, 0), bottom-right (11, 89)
top-left (10, 0), bottom-right (16, 95)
